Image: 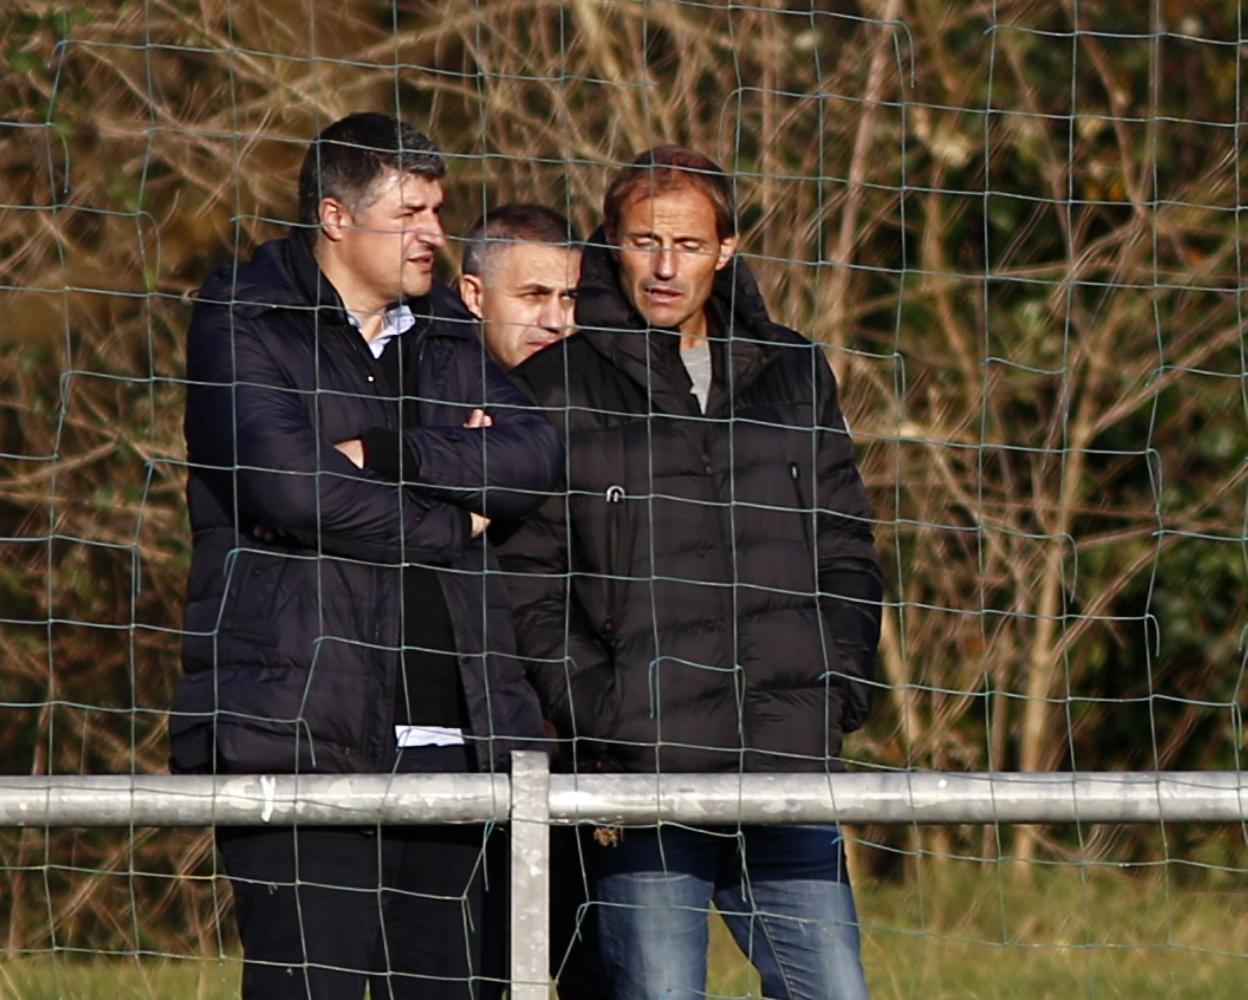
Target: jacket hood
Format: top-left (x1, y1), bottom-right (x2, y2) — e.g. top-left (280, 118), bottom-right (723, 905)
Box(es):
top-left (196, 230), bottom-right (473, 338)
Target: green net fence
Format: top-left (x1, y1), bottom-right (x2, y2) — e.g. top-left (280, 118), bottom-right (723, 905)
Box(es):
top-left (1, 2), bottom-right (1245, 996)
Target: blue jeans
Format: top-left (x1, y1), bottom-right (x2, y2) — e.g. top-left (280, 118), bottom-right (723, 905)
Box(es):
top-left (592, 824), bottom-right (867, 1000)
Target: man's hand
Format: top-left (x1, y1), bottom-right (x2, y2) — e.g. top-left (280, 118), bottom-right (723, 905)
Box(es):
top-left (339, 420), bottom-right (491, 535)
top-left (251, 524), bottom-right (280, 544)
top-left (335, 438), bottom-right (365, 468)
top-left (338, 413), bottom-right (487, 471)
top-left (464, 413), bottom-right (492, 536)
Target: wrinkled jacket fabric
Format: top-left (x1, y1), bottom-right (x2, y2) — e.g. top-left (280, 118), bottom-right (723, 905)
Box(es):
top-left (497, 230), bottom-right (882, 774)
top-left (171, 233), bottom-right (559, 775)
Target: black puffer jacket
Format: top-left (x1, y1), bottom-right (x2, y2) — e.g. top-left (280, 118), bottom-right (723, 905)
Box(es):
top-left (170, 233), bottom-right (559, 774)
top-left (497, 231), bottom-right (882, 773)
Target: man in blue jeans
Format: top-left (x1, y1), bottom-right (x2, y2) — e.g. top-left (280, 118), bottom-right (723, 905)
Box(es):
top-left (497, 146), bottom-right (883, 999)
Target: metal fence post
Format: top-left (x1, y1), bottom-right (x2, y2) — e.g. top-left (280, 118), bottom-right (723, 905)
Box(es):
top-left (509, 750), bottom-right (550, 999)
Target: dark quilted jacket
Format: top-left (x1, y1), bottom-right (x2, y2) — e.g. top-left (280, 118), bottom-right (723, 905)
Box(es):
top-left (496, 230), bottom-right (882, 774)
top-left (170, 233), bottom-right (559, 775)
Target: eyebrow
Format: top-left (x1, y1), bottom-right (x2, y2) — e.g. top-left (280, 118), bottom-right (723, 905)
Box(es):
top-left (625, 228), bottom-right (706, 244)
top-left (513, 281), bottom-right (571, 294)
top-left (396, 199), bottom-right (441, 213)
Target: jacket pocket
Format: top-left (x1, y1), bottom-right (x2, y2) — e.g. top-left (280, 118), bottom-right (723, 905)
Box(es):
top-left (221, 550), bottom-right (288, 643)
top-left (181, 550), bottom-right (282, 671)
top-left (788, 460), bottom-right (816, 550)
top-left (169, 661), bottom-right (368, 773)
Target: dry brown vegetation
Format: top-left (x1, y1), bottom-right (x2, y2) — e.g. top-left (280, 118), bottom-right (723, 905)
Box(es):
top-left (2, 0), bottom-right (1245, 958)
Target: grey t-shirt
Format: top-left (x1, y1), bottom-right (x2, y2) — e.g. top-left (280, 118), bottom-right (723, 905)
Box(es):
top-left (681, 338), bottom-right (712, 414)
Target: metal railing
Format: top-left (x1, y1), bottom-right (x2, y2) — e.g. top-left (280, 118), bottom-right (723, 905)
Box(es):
top-left (3, 756), bottom-right (1245, 999)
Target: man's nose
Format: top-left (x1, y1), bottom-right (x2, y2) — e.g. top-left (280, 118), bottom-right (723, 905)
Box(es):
top-left (653, 246), bottom-right (676, 280)
top-left (415, 217), bottom-right (446, 248)
top-left (539, 295), bottom-right (571, 334)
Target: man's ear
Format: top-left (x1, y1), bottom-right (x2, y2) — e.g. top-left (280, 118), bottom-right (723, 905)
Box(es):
top-left (459, 273), bottom-right (485, 319)
top-left (714, 234), bottom-right (739, 271)
top-left (319, 198), bottom-right (350, 243)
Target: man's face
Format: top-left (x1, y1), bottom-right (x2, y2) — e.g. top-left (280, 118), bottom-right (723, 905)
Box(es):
top-left (329, 168), bottom-right (446, 307)
top-left (460, 242), bottom-right (581, 370)
top-left (613, 185), bottom-right (737, 338)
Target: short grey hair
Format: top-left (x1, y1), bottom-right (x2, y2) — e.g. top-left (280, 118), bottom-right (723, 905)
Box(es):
top-left (461, 203), bottom-right (581, 277)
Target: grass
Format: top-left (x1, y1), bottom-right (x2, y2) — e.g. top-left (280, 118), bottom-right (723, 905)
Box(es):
top-left (4, 868), bottom-right (1244, 999)
top-left (709, 864), bottom-right (1248, 999)
top-left (0, 955), bottom-right (238, 1000)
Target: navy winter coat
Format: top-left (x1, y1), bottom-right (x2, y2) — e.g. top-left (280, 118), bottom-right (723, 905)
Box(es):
top-left (170, 233), bottom-right (560, 774)
top-left (497, 231), bottom-right (882, 774)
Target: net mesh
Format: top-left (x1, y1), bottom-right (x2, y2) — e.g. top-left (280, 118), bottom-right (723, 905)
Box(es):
top-left (1, 1), bottom-right (1245, 996)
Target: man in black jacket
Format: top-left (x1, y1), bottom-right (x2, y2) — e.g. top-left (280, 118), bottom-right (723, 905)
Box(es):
top-left (170, 113), bottom-right (560, 1000)
top-left (498, 146), bottom-right (882, 999)
top-left (455, 203), bottom-right (603, 999)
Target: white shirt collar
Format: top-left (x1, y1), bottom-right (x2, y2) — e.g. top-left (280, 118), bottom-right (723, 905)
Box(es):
top-left (346, 303), bottom-right (418, 359)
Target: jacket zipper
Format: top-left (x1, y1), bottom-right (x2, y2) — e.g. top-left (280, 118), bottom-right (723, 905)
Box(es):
top-left (789, 460), bottom-right (817, 552)
top-left (603, 487), bottom-right (623, 640)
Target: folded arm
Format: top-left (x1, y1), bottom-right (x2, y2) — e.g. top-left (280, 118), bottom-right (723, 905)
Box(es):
top-left (358, 345), bottom-right (564, 521)
top-left (186, 307), bottom-right (469, 564)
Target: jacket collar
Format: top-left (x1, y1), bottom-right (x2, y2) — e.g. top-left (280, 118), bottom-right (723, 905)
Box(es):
top-left (284, 227), bottom-right (355, 327)
top-left (199, 230), bottom-right (475, 342)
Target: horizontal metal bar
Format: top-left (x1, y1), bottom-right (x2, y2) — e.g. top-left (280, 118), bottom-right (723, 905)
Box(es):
top-left (0, 773), bottom-right (512, 827)
top-left (0, 771), bottom-right (1243, 828)
top-left (548, 771), bottom-right (1248, 825)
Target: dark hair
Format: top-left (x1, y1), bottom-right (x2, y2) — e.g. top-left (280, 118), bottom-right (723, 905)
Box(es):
top-left (602, 145), bottom-right (735, 241)
top-left (297, 112), bottom-right (445, 228)
top-left (461, 203), bottom-right (581, 277)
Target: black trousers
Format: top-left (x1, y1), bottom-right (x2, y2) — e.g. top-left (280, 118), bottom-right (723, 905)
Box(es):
top-left (547, 825), bottom-right (603, 999)
top-left (217, 747), bottom-right (505, 1000)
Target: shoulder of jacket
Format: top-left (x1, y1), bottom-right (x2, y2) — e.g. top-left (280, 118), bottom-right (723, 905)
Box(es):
top-left (192, 238), bottom-right (304, 321)
top-left (509, 333), bottom-right (603, 400)
top-left (757, 321), bottom-right (816, 351)
top-left (421, 282), bottom-right (478, 338)
top-left (748, 324), bottom-right (845, 404)
top-left (737, 319), bottom-right (827, 371)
